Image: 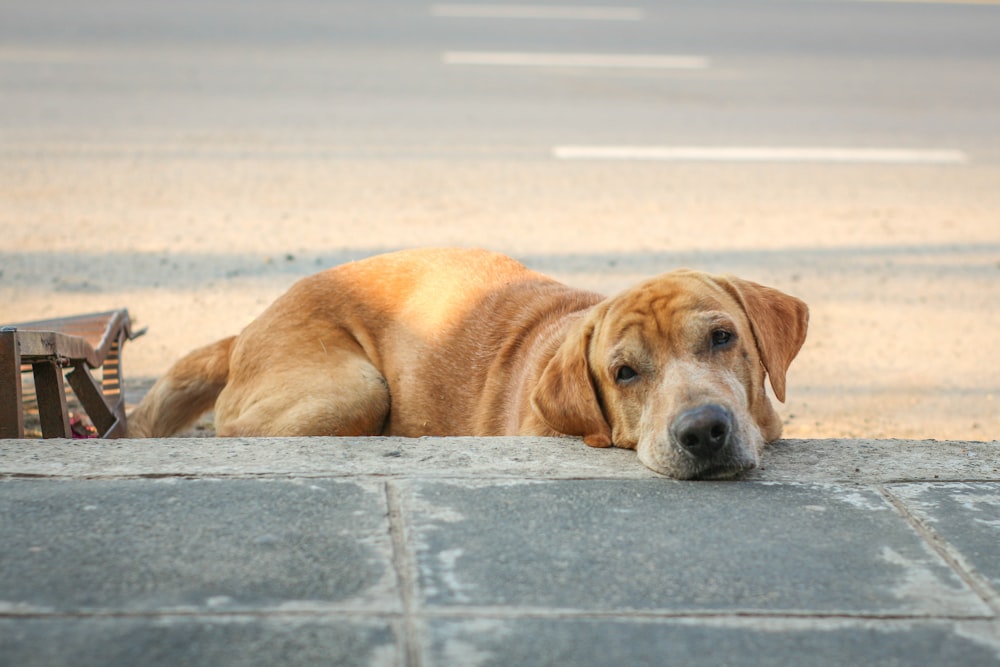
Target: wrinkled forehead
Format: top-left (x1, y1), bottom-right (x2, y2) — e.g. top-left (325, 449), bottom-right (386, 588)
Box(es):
top-left (596, 272), bottom-right (742, 346)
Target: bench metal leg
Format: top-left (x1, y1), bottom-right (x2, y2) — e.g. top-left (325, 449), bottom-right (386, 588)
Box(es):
top-left (67, 362), bottom-right (119, 437)
top-left (32, 360), bottom-right (72, 438)
top-left (0, 329), bottom-right (24, 438)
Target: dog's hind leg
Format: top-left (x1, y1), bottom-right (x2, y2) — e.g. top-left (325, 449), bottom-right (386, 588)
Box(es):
top-left (213, 350), bottom-right (390, 437)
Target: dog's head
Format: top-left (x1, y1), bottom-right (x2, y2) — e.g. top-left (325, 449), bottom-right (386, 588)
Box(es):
top-left (530, 270), bottom-right (809, 479)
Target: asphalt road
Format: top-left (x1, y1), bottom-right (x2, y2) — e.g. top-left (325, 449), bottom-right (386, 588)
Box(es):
top-left (3, 0), bottom-right (1000, 156)
top-left (3, 0), bottom-right (1000, 155)
top-left (2, 0), bottom-right (999, 439)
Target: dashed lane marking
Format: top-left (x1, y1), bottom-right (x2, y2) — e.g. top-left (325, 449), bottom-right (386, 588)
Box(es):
top-left (442, 52), bottom-right (709, 69)
top-left (431, 4), bottom-right (644, 20)
top-left (552, 146), bottom-right (970, 165)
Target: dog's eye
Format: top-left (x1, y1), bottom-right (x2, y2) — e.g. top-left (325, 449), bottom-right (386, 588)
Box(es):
top-left (615, 365), bottom-right (638, 384)
top-left (711, 330), bottom-right (734, 348)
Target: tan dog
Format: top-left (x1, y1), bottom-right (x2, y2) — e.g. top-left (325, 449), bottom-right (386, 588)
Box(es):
top-left (128, 248), bottom-right (808, 479)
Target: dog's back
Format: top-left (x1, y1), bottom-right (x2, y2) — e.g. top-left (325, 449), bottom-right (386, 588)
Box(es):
top-left (128, 248), bottom-right (599, 437)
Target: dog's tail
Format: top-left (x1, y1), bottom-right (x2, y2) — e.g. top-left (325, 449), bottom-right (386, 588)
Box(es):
top-left (127, 336), bottom-right (236, 437)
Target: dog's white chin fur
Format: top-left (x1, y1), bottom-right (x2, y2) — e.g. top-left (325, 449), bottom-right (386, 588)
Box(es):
top-left (636, 432), bottom-right (763, 480)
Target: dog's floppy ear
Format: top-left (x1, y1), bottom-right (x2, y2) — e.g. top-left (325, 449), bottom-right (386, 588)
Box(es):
top-left (720, 276), bottom-right (809, 403)
top-left (530, 313), bottom-right (613, 448)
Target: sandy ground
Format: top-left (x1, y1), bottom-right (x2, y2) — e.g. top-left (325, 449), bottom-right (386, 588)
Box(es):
top-left (2, 156), bottom-right (999, 440)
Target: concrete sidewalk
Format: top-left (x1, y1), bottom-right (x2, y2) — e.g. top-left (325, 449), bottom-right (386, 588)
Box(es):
top-left (1, 437), bottom-right (998, 666)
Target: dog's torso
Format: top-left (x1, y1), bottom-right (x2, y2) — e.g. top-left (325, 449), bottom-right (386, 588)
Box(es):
top-left (219, 248), bottom-right (601, 438)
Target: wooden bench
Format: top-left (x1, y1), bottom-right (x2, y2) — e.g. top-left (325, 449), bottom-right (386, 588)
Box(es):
top-left (0, 310), bottom-right (143, 438)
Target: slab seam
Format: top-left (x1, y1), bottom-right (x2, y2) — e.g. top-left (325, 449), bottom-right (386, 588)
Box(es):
top-left (408, 607), bottom-right (995, 621)
top-left (878, 484), bottom-right (1000, 615)
top-left (385, 479), bottom-right (423, 667)
top-left (0, 608), bottom-right (993, 622)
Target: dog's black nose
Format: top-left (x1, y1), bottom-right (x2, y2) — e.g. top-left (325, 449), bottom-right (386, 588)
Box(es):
top-left (672, 405), bottom-right (733, 459)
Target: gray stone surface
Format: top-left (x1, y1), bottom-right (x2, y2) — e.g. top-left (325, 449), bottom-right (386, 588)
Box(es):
top-left (404, 479), bottom-right (987, 615)
top-left (1, 436), bottom-right (997, 483)
top-left (0, 479), bottom-right (396, 614)
top-left (424, 618), bottom-right (1000, 667)
top-left (1, 437), bottom-right (998, 666)
top-left (0, 617), bottom-right (399, 667)
top-left (888, 482), bottom-right (1000, 590)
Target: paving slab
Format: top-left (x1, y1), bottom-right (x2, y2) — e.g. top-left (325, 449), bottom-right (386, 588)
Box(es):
top-left (0, 617), bottom-right (399, 667)
top-left (1, 436), bottom-right (998, 666)
top-left (0, 478), bottom-right (397, 614)
top-left (424, 618), bottom-right (1000, 667)
top-left (403, 479), bottom-right (988, 615)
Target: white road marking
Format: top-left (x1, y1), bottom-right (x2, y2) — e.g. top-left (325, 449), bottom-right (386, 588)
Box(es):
top-left (847, 0), bottom-right (1000, 5)
top-left (442, 52), bottom-right (709, 69)
top-left (552, 146), bottom-right (969, 164)
top-left (431, 4), bottom-right (644, 20)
